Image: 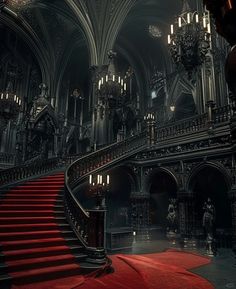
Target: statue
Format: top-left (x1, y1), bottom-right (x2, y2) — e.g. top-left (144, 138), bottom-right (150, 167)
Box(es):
top-left (167, 198), bottom-right (178, 233)
top-left (202, 198), bottom-right (216, 255)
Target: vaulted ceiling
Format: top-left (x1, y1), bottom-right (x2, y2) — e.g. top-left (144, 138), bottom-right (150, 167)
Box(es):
top-left (0, 0), bottom-right (200, 108)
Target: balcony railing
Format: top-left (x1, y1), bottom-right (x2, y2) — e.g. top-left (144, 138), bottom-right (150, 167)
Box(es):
top-left (156, 105), bottom-right (232, 141)
top-left (64, 131), bottom-right (147, 259)
top-left (157, 113), bottom-right (208, 141)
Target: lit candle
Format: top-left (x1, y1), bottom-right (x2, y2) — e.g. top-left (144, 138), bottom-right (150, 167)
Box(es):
top-left (195, 13), bottom-right (199, 23)
top-left (89, 175), bottom-right (92, 184)
top-left (168, 34), bottom-right (171, 44)
top-left (107, 175), bottom-right (110, 185)
top-left (207, 23), bottom-right (211, 33)
top-left (203, 16), bottom-right (206, 28)
top-left (187, 13), bottom-right (191, 23)
top-left (178, 17), bottom-right (181, 27)
top-left (170, 24), bottom-right (174, 34)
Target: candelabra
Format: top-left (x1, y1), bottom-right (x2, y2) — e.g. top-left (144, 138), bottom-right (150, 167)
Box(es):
top-left (89, 174), bottom-right (110, 209)
top-left (167, 0), bottom-right (211, 76)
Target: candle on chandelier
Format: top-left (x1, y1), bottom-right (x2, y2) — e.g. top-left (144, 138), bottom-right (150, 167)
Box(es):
top-left (124, 83), bottom-right (127, 91)
top-left (118, 76), bottom-right (121, 83)
top-left (112, 75), bottom-right (115, 81)
top-left (89, 174), bottom-right (92, 184)
top-left (106, 75), bottom-right (108, 82)
top-left (187, 13), bottom-right (191, 23)
top-left (170, 24), bottom-right (174, 34)
top-left (178, 17), bottom-right (181, 27)
top-left (19, 99), bottom-right (21, 105)
top-left (207, 23), bottom-right (211, 33)
top-left (101, 77), bottom-right (104, 84)
top-left (107, 175), bottom-right (110, 185)
top-left (195, 13), bottom-right (199, 23)
top-left (203, 15), bottom-right (206, 28)
top-left (168, 34), bottom-right (171, 44)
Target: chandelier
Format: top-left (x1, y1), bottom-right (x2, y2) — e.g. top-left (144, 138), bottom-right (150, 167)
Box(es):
top-left (0, 81), bottom-right (22, 125)
top-left (167, 0), bottom-right (211, 76)
top-left (97, 51), bottom-right (127, 108)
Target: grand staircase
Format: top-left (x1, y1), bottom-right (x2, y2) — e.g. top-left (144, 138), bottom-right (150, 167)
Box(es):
top-left (0, 173), bottom-right (89, 288)
top-left (0, 131), bottom-right (147, 288)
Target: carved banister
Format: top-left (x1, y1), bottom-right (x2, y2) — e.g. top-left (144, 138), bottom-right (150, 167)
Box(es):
top-left (64, 131), bottom-right (147, 260)
top-left (0, 157), bottom-right (62, 187)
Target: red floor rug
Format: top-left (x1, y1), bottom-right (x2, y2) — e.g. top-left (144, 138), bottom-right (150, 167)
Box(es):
top-left (11, 250), bottom-right (214, 289)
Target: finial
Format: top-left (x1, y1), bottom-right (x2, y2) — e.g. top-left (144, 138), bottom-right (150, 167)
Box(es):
top-left (182, 0), bottom-right (191, 13)
top-left (39, 83), bottom-right (48, 98)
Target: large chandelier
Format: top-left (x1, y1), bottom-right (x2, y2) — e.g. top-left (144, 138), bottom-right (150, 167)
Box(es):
top-left (97, 50), bottom-right (127, 107)
top-left (167, 0), bottom-right (211, 76)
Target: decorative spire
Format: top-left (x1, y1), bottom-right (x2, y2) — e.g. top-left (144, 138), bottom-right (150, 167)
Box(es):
top-left (107, 50), bottom-right (116, 76)
top-left (182, 0), bottom-right (191, 13)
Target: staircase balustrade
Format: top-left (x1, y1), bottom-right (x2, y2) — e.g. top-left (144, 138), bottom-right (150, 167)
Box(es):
top-left (0, 152), bottom-right (15, 164)
top-left (0, 157), bottom-right (62, 186)
top-left (64, 131), bottom-right (147, 258)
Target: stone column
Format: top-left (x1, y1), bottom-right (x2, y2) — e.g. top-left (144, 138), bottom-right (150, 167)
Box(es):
top-left (229, 185), bottom-right (236, 253)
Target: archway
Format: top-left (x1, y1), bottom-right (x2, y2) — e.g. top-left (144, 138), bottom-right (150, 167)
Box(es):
top-left (148, 169), bottom-right (178, 233)
top-left (188, 164), bottom-right (232, 247)
top-left (106, 166), bottom-right (137, 229)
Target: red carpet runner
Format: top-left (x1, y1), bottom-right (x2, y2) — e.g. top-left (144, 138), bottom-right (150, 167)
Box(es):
top-left (0, 173), bottom-right (84, 287)
top-left (10, 250), bottom-right (214, 289)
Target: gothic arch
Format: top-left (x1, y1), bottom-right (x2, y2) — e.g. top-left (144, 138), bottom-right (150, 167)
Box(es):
top-left (187, 161), bottom-right (232, 192)
top-left (144, 167), bottom-right (179, 194)
top-left (0, 13), bottom-right (49, 86)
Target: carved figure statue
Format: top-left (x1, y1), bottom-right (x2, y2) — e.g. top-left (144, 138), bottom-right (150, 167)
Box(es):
top-left (202, 197), bottom-right (216, 255)
top-left (202, 197), bottom-right (215, 236)
top-left (167, 198), bottom-right (178, 233)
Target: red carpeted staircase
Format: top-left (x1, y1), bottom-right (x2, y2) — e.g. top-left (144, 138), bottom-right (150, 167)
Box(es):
top-left (0, 173), bottom-right (87, 288)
